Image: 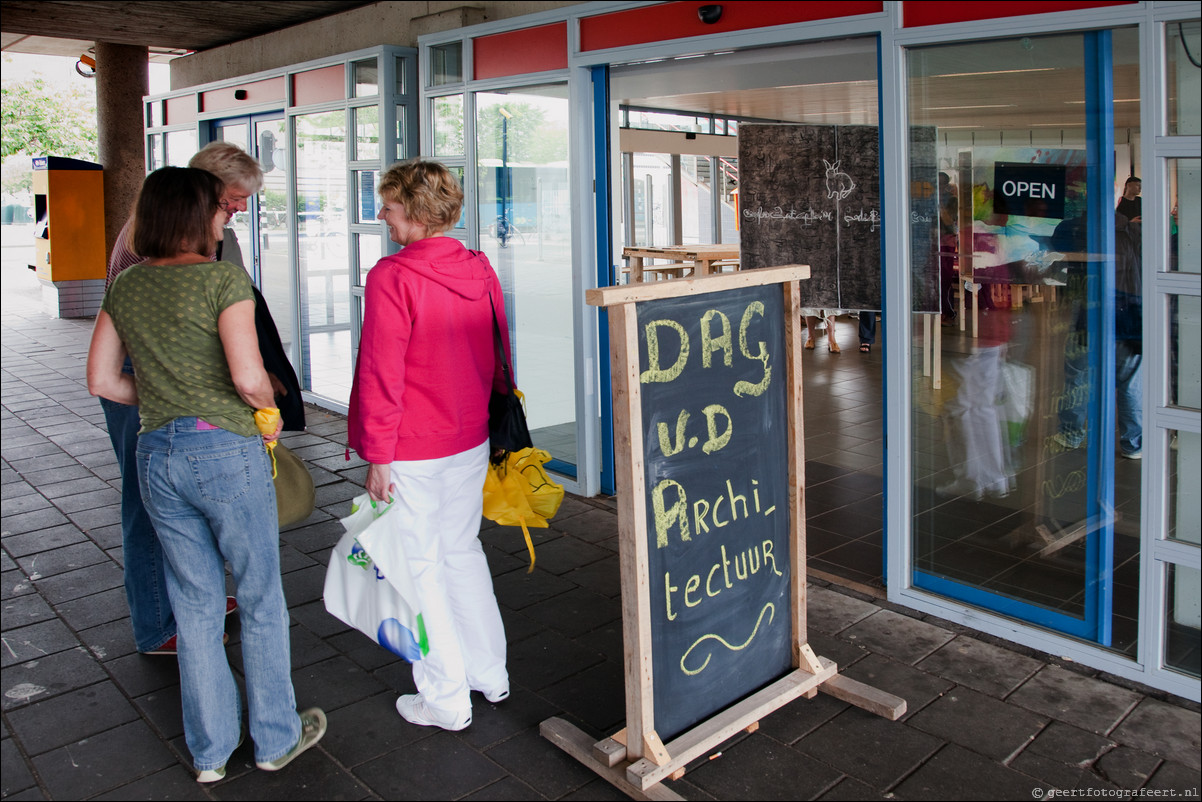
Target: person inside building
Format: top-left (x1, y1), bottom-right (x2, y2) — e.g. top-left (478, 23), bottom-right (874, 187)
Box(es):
top-left (348, 159), bottom-right (511, 732)
top-left (1116, 175), bottom-right (1142, 223)
top-left (100, 141), bottom-right (302, 656)
top-left (86, 166), bottom-right (325, 782)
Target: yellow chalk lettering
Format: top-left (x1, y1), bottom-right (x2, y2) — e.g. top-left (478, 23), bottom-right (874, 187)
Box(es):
top-left (701, 404), bottom-right (732, 454)
top-left (762, 538), bottom-right (783, 576)
top-left (700, 309), bottom-right (733, 368)
top-left (726, 479), bottom-right (748, 520)
top-left (706, 563), bottom-right (723, 597)
top-left (664, 572), bottom-right (678, 620)
top-left (693, 498), bottom-right (711, 535)
top-left (652, 479), bottom-right (690, 548)
top-left (748, 546), bottom-right (761, 574)
top-left (712, 493), bottom-right (729, 527)
top-left (734, 301), bottom-right (772, 397)
top-left (721, 544), bottom-right (733, 588)
top-left (752, 479), bottom-right (761, 513)
top-left (656, 410), bottom-right (690, 457)
top-left (734, 549), bottom-right (748, 580)
top-left (684, 574), bottom-right (702, 607)
top-left (641, 319), bottom-right (689, 384)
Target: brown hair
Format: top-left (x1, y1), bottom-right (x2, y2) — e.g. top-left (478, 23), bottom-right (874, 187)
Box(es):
top-left (131, 167), bottom-right (224, 259)
top-left (377, 159), bottom-right (464, 233)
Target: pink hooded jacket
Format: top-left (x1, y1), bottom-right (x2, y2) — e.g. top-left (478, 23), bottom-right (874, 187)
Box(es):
top-left (347, 236), bottom-right (511, 463)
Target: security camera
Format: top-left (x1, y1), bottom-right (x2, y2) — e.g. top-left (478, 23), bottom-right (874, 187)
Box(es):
top-left (698, 4), bottom-right (722, 24)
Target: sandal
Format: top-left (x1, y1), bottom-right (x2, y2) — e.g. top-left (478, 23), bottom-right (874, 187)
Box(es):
top-left (828, 342), bottom-right (841, 354)
top-left (860, 343), bottom-right (871, 353)
top-left (805, 338), bottom-right (815, 350)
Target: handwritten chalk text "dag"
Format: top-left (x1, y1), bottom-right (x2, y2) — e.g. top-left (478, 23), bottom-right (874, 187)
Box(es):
top-left (641, 302), bottom-right (772, 398)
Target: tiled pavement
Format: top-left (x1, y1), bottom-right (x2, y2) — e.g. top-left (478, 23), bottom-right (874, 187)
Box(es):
top-left (3, 298), bottom-right (1200, 800)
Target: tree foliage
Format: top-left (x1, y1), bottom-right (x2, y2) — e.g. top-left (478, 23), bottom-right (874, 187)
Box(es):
top-left (1, 71), bottom-right (98, 195)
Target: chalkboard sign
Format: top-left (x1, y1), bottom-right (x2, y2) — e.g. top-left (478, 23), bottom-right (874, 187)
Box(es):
top-left (739, 124), bottom-right (880, 311)
top-left (738, 124), bottom-right (941, 314)
top-left (636, 283), bottom-right (794, 740)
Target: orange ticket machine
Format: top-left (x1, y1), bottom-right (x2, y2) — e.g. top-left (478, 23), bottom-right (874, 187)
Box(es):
top-left (32, 156), bottom-right (106, 317)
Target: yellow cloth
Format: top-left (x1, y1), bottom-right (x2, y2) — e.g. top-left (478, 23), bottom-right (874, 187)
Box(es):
top-left (254, 407), bottom-right (281, 477)
top-left (482, 447), bottom-right (564, 572)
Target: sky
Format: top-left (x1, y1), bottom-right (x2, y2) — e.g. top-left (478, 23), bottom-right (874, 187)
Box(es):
top-left (2, 51), bottom-right (171, 93)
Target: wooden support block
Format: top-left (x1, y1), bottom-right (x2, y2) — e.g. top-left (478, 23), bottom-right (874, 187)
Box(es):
top-left (820, 673), bottom-right (907, 720)
top-left (803, 688), bottom-right (818, 699)
top-left (541, 718), bottom-right (685, 801)
top-left (611, 728), bottom-right (628, 746)
top-left (744, 721), bottom-right (759, 734)
top-left (593, 736), bottom-right (627, 768)
top-left (798, 643), bottom-right (824, 674)
top-left (644, 730), bottom-right (672, 767)
top-left (669, 768), bottom-right (686, 781)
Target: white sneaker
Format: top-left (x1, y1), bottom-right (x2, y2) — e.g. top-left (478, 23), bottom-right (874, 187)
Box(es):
top-left (396, 694), bottom-right (472, 731)
top-left (478, 686), bottom-right (509, 704)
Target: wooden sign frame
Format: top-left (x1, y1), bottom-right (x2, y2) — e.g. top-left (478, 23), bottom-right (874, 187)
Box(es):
top-left (542, 266), bottom-right (905, 800)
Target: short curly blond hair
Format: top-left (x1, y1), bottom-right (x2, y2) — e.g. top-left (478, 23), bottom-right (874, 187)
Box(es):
top-left (377, 159), bottom-right (463, 234)
top-left (189, 141), bottom-right (264, 194)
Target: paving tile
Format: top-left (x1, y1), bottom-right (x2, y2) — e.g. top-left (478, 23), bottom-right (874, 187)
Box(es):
top-left (816, 776), bottom-right (885, 800)
top-left (806, 629), bottom-right (873, 672)
top-left (493, 566), bottom-right (578, 611)
top-left (1144, 759), bottom-right (1201, 793)
top-left (1109, 697), bottom-right (1201, 771)
top-left (2, 591), bottom-right (56, 628)
top-left (523, 586), bottom-right (620, 638)
top-left (1094, 744), bottom-right (1163, 789)
top-left (355, 731), bottom-right (506, 800)
top-left (758, 686), bottom-right (849, 745)
top-left (537, 660), bottom-right (626, 734)
top-left (463, 776), bottom-right (548, 801)
top-left (807, 584), bottom-right (879, 634)
top-left (507, 629), bottom-right (605, 691)
top-left (279, 563), bottom-right (328, 606)
top-left (0, 618), bottom-right (82, 666)
top-left (798, 706), bottom-right (942, 787)
top-left (289, 655), bottom-right (391, 713)
top-left (30, 719), bottom-right (176, 800)
top-left (486, 727), bottom-right (598, 798)
top-left (1024, 720), bottom-right (1115, 767)
top-left (104, 651), bottom-right (183, 698)
top-left (56, 587), bottom-right (130, 630)
top-left (16, 540), bottom-right (108, 578)
top-left (524, 535), bottom-right (613, 576)
top-left (211, 743), bottom-right (368, 800)
top-left (894, 743), bottom-right (1041, 799)
top-left (549, 508), bottom-right (621, 545)
top-left (917, 635), bottom-right (1044, 698)
top-left (907, 686), bottom-right (1048, 761)
top-left (839, 652), bottom-right (955, 721)
top-left (31, 560), bottom-right (124, 604)
top-left (1008, 749), bottom-right (1120, 792)
top-left (0, 646), bottom-right (108, 711)
top-left (65, 504), bottom-right (122, 532)
top-left (1, 737), bottom-right (36, 798)
top-left (562, 554), bottom-right (622, 598)
top-left (35, 475), bottom-right (112, 500)
top-left (1, 492), bottom-right (50, 517)
top-left (6, 681), bottom-right (140, 755)
top-left (1, 506), bottom-right (71, 536)
top-left (320, 692), bottom-right (428, 767)
top-left (79, 617), bottom-right (139, 661)
top-left (92, 766), bottom-right (210, 801)
top-left (684, 733), bottom-right (843, 800)
top-left (1010, 666), bottom-right (1143, 736)
top-left (841, 609), bottom-right (955, 664)
top-left (458, 689), bottom-right (562, 751)
top-left (1, 523), bottom-right (87, 557)
top-left (50, 486), bottom-right (121, 513)
top-left (289, 598), bottom-right (352, 638)
top-left (133, 686), bottom-right (185, 741)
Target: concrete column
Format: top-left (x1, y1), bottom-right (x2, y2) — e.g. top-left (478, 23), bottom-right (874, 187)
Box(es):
top-left (95, 42), bottom-right (148, 262)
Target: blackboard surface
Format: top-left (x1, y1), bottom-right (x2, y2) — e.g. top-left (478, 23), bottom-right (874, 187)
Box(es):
top-left (739, 124), bottom-right (880, 310)
top-left (636, 284), bottom-right (793, 741)
top-left (909, 126), bottom-right (940, 313)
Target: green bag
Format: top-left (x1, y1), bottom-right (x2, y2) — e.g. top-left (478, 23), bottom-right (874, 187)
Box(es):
top-left (272, 441), bottom-right (315, 527)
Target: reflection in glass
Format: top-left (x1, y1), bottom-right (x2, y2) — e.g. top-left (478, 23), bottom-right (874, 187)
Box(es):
top-left (355, 106), bottom-right (380, 161)
top-left (430, 42), bottom-right (463, 86)
top-left (433, 94), bottom-right (464, 156)
top-left (296, 111), bottom-right (351, 404)
top-left (1170, 295), bottom-right (1201, 410)
top-left (256, 118), bottom-right (293, 366)
top-left (475, 85), bottom-right (576, 469)
top-left (1166, 564), bottom-right (1201, 678)
top-left (1168, 430), bottom-right (1201, 546)
top-left (907, 29), bottom-right (1142, 655)
top-left (353, 58), bottom-right (379, 97)
top-left (1166, 20), bottom-right (1201, 137)
top-left (1169, 158), bottom-right (1200, 274)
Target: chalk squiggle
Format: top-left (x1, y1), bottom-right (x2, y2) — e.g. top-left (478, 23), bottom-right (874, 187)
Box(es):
top-left (679, 603), bottom-right (776, 676)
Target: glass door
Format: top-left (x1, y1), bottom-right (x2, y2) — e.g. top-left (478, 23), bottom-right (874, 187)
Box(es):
top-left (906, 29), bottom-right (1142, 650)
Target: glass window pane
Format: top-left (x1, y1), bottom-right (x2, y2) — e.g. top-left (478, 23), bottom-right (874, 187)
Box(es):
top-left (475, 85), bottom-right (576, 469)
top-left (148, 101), bottom-right (161, 128)
top-left (626, 110), bottom-right (708, 133)
top-left (394, 56), bottom-right (407, 95)
top-left (357, 232), bottom-right (382, 282)
top-left (907, 29), bottom-right (1142, 654)
top-left (355, 170), bottom-right (377, 223)
top-left (352, 58), bottom-right (378, 98)
top-left (1168, 430), bottom-right (1201, 546)
top-left (1166, 20), bottom-right (1201, 136)
top-left (354, 106), bottom-right (380, 161)
top-left (148, 134), bottom-right (162, 170)
top-left (1166, 563), bottom-right (1201, 677)
top-left (395, 105), bottom-right (407, 156)
top-left (1170, 295), bottom-right (1201, 409)
top-left (433, 95), bottom-right (464, 156)
top-left (165, 130), bottom-right (197, 167)
top-left (295, 110), bottom-right (351, 404)
top-left (1169, 158), bottom-right (1200, 273)
top-left (430, 42), bottom-right (463, 86)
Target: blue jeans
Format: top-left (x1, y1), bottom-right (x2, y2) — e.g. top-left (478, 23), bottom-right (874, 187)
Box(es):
top-left (100, 395), bottom-right (176, 652)
top-left (1058, 336), bottom-right (1143, 456)
top-left (137, 419), bottom-right (300, 771)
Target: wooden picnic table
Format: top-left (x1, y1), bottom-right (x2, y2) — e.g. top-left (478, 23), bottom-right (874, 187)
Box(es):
top-left (622, 244), bottom-right (740, 282)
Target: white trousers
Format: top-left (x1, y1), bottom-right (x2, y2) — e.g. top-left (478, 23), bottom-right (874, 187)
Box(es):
top-left (384, 440), bottom-right (508, 715)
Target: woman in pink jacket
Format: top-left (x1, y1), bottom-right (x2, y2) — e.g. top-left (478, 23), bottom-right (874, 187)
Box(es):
top-left (347, 160), bottom-right (511, 731)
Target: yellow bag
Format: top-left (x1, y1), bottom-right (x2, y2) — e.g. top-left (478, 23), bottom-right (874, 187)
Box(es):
top-left (482, 447), bottom-right (564, 572)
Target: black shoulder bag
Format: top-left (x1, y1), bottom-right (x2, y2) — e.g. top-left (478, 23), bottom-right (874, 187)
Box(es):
top-left (488, 298), bottom-right (533, 463)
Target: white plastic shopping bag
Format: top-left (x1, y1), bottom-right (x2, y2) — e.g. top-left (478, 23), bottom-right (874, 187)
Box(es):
top-left (323, 493), bottom-right (428, 662)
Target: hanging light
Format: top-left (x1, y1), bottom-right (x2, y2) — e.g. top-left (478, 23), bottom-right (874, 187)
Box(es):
top-left (75, 54), bottom-right (96, 78)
